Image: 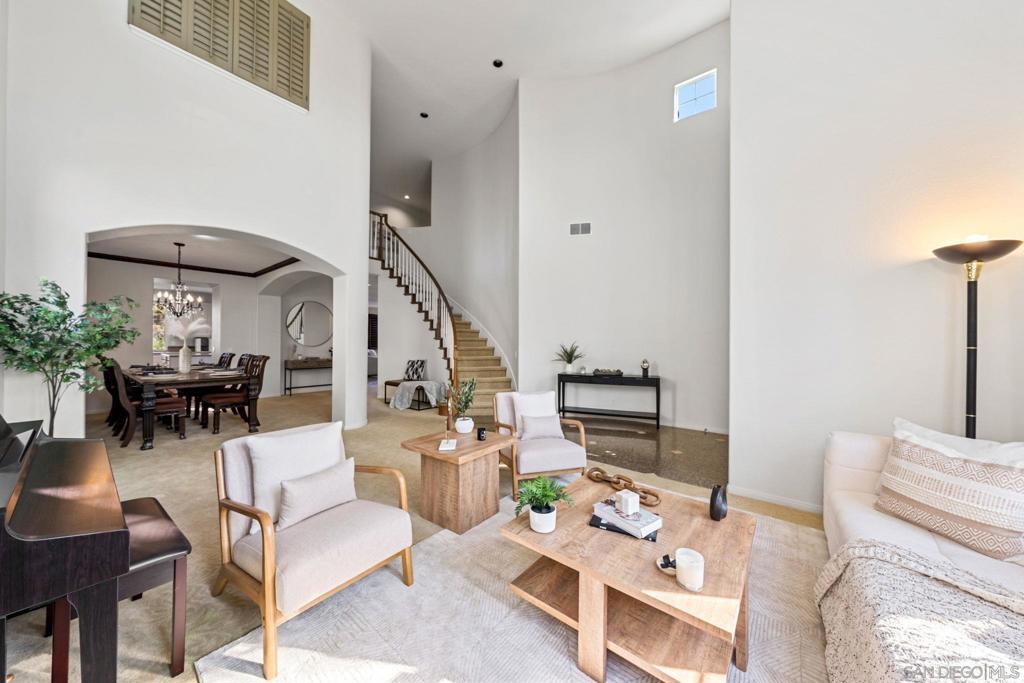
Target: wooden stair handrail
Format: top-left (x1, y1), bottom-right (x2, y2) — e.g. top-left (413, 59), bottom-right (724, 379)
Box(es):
top-left (369, 211), bottom-right (459, 389)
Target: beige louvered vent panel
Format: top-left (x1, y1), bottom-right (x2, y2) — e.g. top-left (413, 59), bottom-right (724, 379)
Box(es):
top-left (274, 0), bottom-right (310, 107)
top-left (234, 0), bottom-right (273, 88)
top-left (129, 0), bottom-right (309, 109)
top-left (191, 0), bottom-right (233, 68)
top-left (130, 0), bottom-right (187, 47)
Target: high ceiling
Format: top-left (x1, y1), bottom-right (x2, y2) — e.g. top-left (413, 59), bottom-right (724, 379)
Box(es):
top-left (88, 233), bottom-right (293, 275)
top-left (339, 0), bottom-right (730, 214)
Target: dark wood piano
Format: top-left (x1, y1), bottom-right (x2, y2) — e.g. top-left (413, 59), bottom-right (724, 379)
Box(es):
top-left (0, 438), bottom-right (129, 683)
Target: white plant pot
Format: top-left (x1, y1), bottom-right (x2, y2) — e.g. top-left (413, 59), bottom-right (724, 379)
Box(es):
top-left (454, 417), bottom-right (474, 434)
top-left (564, 363), bottom-right (573, 374)
top-left (530, 506), bottom-right (557, 533)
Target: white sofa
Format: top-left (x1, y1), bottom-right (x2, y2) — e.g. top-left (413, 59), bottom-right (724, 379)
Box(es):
top-left (823, 430), bottom-right (1024, 587)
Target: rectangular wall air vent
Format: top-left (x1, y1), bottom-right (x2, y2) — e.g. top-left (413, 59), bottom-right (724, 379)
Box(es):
top-left (570, 222), bottom-right (592, 236)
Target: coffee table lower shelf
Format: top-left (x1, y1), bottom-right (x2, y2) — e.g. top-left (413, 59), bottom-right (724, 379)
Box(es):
top-left (510, 557), bottom-right (732, 683)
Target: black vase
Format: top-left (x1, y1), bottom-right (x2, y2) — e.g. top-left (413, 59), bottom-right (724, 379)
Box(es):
top-left (709, 484), bottom-right (728, 521)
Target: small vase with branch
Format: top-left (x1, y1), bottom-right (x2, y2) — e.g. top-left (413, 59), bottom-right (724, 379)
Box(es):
top-left (554, 342), bottom-right (585, 374)
top-left (448, 377), bottom-right (477, 434)
top-left (0, 280), bottom-right (139, 436)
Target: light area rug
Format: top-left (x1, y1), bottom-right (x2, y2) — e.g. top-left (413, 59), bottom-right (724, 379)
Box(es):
top-left (195, 498), bottom-right (828, 683)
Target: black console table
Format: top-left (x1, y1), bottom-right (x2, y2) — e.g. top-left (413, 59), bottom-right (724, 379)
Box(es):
top-left (557, 373), bottom-right (661, 429)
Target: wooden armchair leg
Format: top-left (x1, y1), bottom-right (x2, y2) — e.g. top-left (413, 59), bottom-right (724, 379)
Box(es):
top-left (170, 557), bottom-right (186, 676)
top-left (211, 570), bottom-right (228, 597)
top-left (178, 414), bottom-right (187, 440)
top-left (401, 547), bottom-right (414, 586)
top-left (212, 408), bottom-right (221, 435)
top-left (261, 611), bottom-right (278, 680)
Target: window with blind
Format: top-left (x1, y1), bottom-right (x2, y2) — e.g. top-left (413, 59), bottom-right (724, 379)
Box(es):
top-left (129, 0), bottom-right (310, 108)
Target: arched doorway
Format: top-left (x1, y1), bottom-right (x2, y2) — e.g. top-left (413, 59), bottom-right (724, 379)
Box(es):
top-left (85, 224), bottom-right (360, 429)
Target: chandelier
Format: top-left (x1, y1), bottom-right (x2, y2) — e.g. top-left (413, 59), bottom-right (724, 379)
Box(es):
top-left (154, 242), bottom-right (204, 318)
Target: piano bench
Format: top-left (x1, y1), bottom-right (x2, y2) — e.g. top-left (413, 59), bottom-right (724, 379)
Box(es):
top-left (47, 497), bottom-right (192, 678)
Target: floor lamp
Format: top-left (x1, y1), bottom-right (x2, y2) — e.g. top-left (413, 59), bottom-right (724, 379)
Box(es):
top-left (933, 237), bottom-right (1021, 438)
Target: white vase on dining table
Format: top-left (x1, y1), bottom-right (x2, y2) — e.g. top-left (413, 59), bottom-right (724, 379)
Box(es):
top-left (179, 344), bottom-right (192, 372)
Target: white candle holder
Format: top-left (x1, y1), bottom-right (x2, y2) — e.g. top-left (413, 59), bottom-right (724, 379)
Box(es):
top-left (675, 548), bottom-right (705, 592)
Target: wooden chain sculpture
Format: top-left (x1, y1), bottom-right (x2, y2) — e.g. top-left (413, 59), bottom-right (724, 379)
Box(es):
top-left (586, 467), bottom-right (662, 507)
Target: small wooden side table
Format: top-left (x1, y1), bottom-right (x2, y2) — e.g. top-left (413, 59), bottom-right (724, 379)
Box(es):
top-left (401, 431), bottom-right (515, 534)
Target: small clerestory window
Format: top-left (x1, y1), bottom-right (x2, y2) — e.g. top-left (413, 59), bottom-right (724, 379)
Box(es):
top-left (674, 68), bottom-right (716, 122)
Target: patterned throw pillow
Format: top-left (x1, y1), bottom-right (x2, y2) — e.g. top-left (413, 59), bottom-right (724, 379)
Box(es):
top-left (404, 359), bottom-right (426, 381)
top-left (875, 419), bottom-right (1024, 563)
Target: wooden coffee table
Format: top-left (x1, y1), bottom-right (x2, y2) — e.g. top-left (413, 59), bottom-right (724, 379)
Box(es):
top-left (501, 477), bottom-right (756, 683)
top-left (401, 431), bottom-right (515, 534)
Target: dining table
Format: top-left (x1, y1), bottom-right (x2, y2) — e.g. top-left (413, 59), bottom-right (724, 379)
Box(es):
top-left (123, 367), bottom-right (260, 450)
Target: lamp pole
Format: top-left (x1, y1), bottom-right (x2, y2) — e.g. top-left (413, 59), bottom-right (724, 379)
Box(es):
top-left (933, 239), bottom-right (1021, 439)
top-left (964, 260), bottom-right (979, 438)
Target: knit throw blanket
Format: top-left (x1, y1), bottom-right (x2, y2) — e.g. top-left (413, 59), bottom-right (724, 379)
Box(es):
top-left (815, 540), bottom-right (1024, 683)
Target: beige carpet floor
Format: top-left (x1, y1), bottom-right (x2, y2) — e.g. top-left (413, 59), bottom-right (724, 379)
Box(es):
top-left (3, 390), bottom-right (821, 682)
top-left (194, 498), bottom-right (829, 682)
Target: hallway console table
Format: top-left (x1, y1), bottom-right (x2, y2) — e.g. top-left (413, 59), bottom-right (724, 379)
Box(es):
top-left (283, 358), bottom-right (333, 396)
top-left (557, 373), bottom-right (661, 429)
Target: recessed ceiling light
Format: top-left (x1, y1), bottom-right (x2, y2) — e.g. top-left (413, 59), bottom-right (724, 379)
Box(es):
top-left (492, 59), bottom-right (503, 68)
top-left (403, 195), bottom-right (410, 200)
top-left (419, 112), bottom-right (429, 118)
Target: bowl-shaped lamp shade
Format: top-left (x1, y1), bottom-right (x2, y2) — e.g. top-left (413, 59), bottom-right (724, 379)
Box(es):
top-left (933, 239), bottom-right (1022, 264)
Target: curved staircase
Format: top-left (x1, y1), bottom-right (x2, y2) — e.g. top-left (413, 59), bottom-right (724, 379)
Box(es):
top-left (452, 314), bottom-right (513, 417)
top-left (370, 212), bottom-right (513, 416)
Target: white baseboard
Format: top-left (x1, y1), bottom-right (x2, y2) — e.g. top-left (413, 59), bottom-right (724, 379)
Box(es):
top-left (727, 485), bottom-right (823, 514)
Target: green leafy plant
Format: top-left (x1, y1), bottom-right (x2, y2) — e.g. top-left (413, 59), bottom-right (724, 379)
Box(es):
top-left (0, 280), bottom-right (140, 436)
top-left (553, 342), bottom-right (584, 364)
top-left (448, 377), bottom-right (477, 418)
top-left (515, 476), bottom-right (575, 516)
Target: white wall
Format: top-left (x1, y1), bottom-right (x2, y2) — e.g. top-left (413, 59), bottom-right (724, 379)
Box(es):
top-left (0, 0), bottom-right (7, 415)
top-left (401, 100), bottom-right (520, 380)
top-left (3, 0), bottom-right (370, 435)
top-left (371, 192), bottom-right (429, 228)
top-left (371, 261), bottom-right (447, 399)
top-left (517, 22), bottom-right (730, 432)
top-left (280, 274), bottom-right (334, 394)
top-left (730, 0), bottom-right (1024, 511)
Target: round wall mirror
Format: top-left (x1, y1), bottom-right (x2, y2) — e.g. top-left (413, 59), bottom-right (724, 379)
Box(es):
top-left (286, 300), bottom-right (333, 347)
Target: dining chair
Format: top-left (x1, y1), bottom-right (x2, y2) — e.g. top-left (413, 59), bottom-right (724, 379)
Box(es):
top-left (186, 353), bottom-right (250, 419)
top-left (111, 360), bottom-right (189, 447)
top-left (201, 355), bottom-right (269, 434)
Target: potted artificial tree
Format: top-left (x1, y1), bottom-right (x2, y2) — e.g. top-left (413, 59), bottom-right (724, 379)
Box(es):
top-left (0, 280), bottom-right (139, 436)
top-left (515, 476), bottom-right (575, 533)
top-left (554, 342), bottom-right (584, 374)
top-left (448, 377), bottom-right (477, 433)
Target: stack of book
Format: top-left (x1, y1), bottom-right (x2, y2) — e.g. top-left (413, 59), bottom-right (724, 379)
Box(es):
top-left (590, 501), bottom-right (662, 541)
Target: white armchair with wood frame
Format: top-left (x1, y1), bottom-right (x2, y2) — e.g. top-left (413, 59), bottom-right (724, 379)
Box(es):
top-left (492, 391), bottom-right (588, 499)
top-left (212, 423), bottom-right (414, 679)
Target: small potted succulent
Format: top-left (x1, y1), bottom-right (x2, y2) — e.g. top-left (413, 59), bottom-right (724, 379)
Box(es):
top-left (554, 342), bottom-right (584, 374)
top-left (448, 377), bottom-right (477, 434)
top-left (515, 476), bottom-right (575, 534)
